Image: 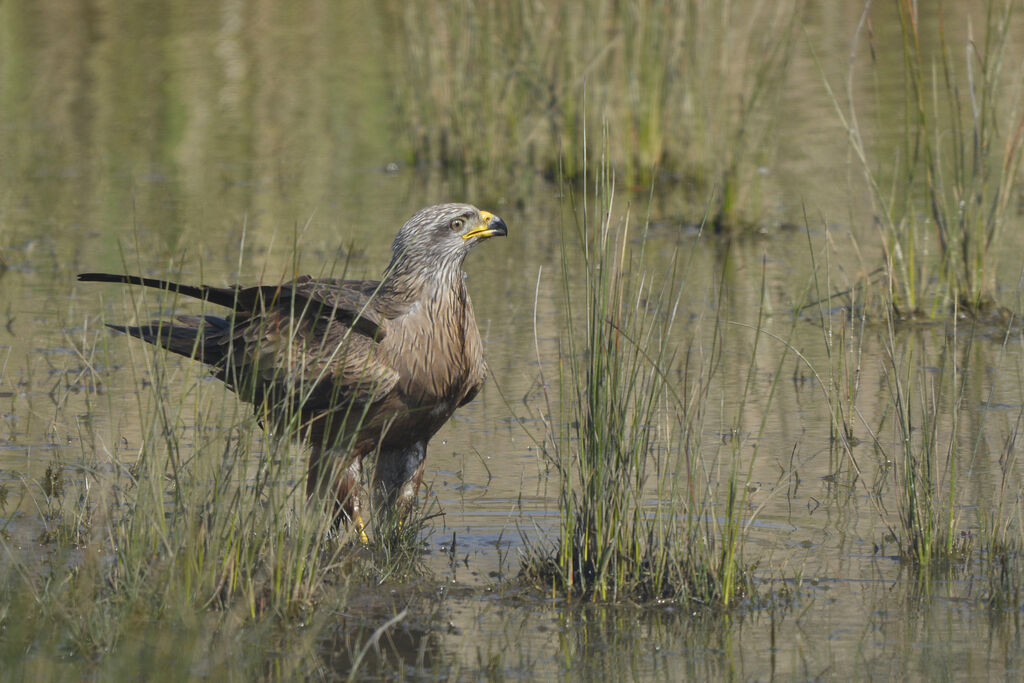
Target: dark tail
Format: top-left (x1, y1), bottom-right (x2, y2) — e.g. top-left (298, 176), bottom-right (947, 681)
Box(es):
top-left (106, 315), bottom-right (230, 365)
top-left (77, 273), bottom-right (239, 308)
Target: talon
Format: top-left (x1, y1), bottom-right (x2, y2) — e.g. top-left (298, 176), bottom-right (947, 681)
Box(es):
top-left (355, 513), bottom-right (369, 544)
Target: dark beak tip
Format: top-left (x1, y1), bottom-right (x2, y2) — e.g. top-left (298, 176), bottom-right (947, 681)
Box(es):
top-left (490, 216), bottom-right (509, 237)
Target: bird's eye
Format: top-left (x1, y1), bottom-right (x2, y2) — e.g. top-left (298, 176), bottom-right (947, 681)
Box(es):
top-left (450, 218), bottom-right (465, 231)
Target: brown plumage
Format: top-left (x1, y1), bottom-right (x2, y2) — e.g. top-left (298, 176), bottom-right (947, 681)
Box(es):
top-left (79, 203), bottom-right (507, 538)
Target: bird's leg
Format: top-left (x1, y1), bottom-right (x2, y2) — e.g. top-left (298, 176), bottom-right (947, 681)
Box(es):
top-left (336, 456), bottom-right (368, 544)
top-left (308, 443), bottom-right (368, 543)
top-left (372, 441), bottom-right (427, 521)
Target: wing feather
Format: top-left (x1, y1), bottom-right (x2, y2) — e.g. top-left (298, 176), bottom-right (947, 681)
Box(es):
top-left (217, 295), bottom-right (398, 411)
top-left (233, 275), bottom-right (387, 340)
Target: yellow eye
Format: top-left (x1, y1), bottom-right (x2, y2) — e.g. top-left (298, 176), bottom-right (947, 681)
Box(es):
top-left (450, 218), bottom-right (465, 231)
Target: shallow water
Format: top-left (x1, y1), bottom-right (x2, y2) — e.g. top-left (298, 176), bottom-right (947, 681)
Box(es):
top-left (3, 1), bottom-right (1024, 679)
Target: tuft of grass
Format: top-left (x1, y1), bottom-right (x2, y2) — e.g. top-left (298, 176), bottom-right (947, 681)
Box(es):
top-left (378, 0), bottom-right (798, 234)
top-left (520, 138), bottom-right (793, 605)
top-left (356, 493), bottom-right (437, 585)
top-left (0, 249), bottom-right (434, 675)
top-left (804, 210), bottom-right (1024, 589)
top-left (534, 181), bottom-right (689, 601)
top-left (807, 234), bottom-right (970, 572)
top-left (0, 416), bottom-right (402, 675)
top-left (974, 313), bottom-right (1024, 608)
top-left (878, 317), bottom-right (969, 570)
top-left (979, 421), bottom-right (1024, 607)
top-left (981, 531), bottom-right (1024, 609)
top-left (810, 0), bottom-right (1024, 579)
top-left (824, 0), bottom-right (1024, 318)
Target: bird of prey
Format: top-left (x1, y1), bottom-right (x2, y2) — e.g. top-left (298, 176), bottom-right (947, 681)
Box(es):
top-left (79, 203), bottom-right (507, 541)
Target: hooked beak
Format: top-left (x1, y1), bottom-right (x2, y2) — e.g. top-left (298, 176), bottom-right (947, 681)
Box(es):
top-left (462, 210), bottom-right (508, 240)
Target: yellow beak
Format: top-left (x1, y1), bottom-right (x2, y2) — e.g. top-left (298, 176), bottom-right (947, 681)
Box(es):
top-left (462, 210), bottom-right (509, 240)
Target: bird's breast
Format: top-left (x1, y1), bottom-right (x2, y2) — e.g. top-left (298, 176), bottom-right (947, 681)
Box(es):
top-left (386, 288), bottom-right (483, 409)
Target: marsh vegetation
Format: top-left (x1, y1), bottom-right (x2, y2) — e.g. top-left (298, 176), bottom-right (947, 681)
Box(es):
top-left (2, 0), bottom-right (1024, 679)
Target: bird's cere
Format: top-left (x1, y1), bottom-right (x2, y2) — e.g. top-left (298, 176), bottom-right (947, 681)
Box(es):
top-left (462, 210), bottom-right (509, 240)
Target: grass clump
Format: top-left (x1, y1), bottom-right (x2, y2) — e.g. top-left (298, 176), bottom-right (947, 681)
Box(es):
top-left (975, 327), bottom-right (1024, 608)
top-left (806, 211), bottom-right (1024, 587)
top-left (809, 0), bottom-right (1024, 592)
top-left (827, 0), bottom-right (1024, 318)
top-left (378, 0), bottom-right (798, 233)
top-left (1, 434), bottom-right (339, 675)
top-left (807, 237), bottom-right (971, 573)
top-left (0, 284), bottom-right (432, 676)
top-left (979, 425), bottom-right (1024, 608)
top-left (521, 145), bottom-right (787, 605)
top-left (878, 320), bottom-right (971, 570)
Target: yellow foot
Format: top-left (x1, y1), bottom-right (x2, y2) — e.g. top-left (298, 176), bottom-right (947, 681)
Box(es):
top-left (354, 514), bottom-right (369, 544)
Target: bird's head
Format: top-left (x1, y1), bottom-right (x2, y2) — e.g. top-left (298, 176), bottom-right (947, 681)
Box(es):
top-left (389, 203), bottom-right (508, 278)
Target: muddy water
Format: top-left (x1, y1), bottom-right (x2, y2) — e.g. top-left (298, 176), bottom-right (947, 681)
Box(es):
top-left (2, 1), bottom-right (1024, 679)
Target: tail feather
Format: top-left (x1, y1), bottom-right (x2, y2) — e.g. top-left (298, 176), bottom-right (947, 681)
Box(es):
top-left (78, 273), bottom-right (239, 308)
top-left (107, 316), bottom-right (228, 365)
